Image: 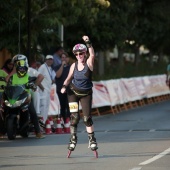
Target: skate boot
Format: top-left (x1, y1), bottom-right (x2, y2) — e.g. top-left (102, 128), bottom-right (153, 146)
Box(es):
top-left (67, 134), bottom-right (77, 158)
top-left (88, 133), bottom-right (98, 158)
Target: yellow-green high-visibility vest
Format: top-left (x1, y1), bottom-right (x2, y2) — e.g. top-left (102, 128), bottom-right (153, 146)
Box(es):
top-left (12, 73), bottom-right (30, 92)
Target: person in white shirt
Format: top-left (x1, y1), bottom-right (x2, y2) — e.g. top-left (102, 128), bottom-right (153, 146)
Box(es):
top-left (28, 67), bottom-right (44, 116)
top-left (38, 55), bottom-right (56, 122)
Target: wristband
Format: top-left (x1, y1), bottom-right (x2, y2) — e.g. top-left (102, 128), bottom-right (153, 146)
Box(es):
top-left (62, 85), bottom-right (67, 89)
top-left (85, 40), bottom-right (92, 48)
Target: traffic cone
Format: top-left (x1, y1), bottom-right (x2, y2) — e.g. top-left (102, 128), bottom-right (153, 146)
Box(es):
top-left (48, 116), bottom-right (55, 133)
top-left (60, 117), bottom-right (65, 129)
top-left (64, 117), bottom-right (70, 134)
top-left (55, 118), bottom-right (63, 134)
top-left (45, 119), bottom-right (52, 134)
top-left (49, 116), bottom-right (54, 126)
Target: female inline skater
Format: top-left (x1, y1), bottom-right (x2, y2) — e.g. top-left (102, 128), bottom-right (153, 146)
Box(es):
top-left (61, 35), bottom-right (98, 158)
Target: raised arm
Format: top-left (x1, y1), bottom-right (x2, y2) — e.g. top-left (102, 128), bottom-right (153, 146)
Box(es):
top-left (56, 61), bottom-right (66, 78)
top-left (82, 35), bottom-right (95, 71)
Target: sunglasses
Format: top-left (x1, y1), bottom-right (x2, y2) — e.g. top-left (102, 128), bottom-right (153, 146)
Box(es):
top-left (75, 52), bottom-right (84, 56)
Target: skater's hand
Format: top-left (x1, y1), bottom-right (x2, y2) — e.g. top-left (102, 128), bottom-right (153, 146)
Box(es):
top-left (61, 87), bottom-right (66, 93)
top-left (61, 85), bottom-right (67, 93)
top-left (82, 35), bottom-right (90, 42)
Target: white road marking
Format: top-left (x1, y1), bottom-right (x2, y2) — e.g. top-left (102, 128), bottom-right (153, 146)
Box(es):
top-left (130, 167), bottom-right (142, 170)
top-left (139, 147), bottom-right (170, 165)
top-left (149, 129), bottom-right (155, 132)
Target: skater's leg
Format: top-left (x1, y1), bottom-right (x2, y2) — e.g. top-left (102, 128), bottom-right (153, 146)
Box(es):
top-left (68, 111), bottom-right (79, 151)
top-left (67, 90), bottom-right (79, 151)
top-left (80, 94), bottom-right (98, 151)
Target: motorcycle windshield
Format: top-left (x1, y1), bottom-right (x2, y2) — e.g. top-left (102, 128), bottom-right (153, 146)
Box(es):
top-left (5, 85), bottom-right (25, 104)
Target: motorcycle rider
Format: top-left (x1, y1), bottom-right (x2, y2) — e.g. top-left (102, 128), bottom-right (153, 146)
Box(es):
top-left (1, 54), bottom-right (45, 139)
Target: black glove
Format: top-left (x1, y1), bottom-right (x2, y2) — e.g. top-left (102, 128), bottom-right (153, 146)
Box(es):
top-left (27, 83), bottom-right (37, 91)
top-left (0, 77), bottom-right (6, 82)
top-left (0, 85), bottom-right (5, 90)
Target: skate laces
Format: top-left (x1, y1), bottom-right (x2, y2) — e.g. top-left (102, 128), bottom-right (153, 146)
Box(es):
top-left (70, 138), bottom-right (77, 144)
top-left (88, 136), bottom-right (97, 148)
top-left (70, 135), bottom-right (77, 145)
top-left (68, 135), bottom-right (77, 150)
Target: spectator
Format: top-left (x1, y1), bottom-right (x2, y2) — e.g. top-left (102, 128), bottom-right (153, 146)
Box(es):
top-left (38, 55), bottom-right (56, 123)
top-left (31, 61), bottom-right (42, 70)
top-left (56, 52), bottom-right (71, 123)
top-left (1, 58), bottom-right (14, 74)
top-left (0, 69), bottom-right (7, 102)
top-left (30, 61), bottom-right (43, 116)
top-left (52, 46), bottom-right (64, 71)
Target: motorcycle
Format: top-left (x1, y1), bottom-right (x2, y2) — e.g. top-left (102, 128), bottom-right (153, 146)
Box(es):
top-left (0, 76), bottom-right (41, 140)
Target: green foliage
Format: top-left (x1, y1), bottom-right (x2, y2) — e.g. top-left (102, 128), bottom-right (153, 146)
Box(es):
top-left (1, 0), bottom-right (170, 70)
top-left (93, 59), bottom-right (167, 81)
top-left (0, 0), bottom-right (111, 55)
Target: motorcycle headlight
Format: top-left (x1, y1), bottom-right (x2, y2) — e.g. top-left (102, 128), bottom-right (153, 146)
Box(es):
top-left (5, 97), bottom-right (27, 108)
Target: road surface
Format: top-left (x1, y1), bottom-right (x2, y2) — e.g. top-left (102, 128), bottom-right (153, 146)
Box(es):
top-left (1, 100), bottom-right (170, 170)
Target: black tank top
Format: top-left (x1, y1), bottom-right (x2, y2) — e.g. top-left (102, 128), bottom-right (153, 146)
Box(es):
top-left (72, 62), bottom-right (93, 90)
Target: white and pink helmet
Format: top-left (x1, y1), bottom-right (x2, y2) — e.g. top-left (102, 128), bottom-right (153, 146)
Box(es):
top-left (72, 44), bottom-right (87, 54)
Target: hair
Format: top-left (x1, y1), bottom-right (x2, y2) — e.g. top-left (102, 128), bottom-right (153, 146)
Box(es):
top-left (1, 58), bottom-right (13, 74)
top-left (55, 46), bottom-right (64, 52)
top-left (60, 52), bottom-right (69, 58)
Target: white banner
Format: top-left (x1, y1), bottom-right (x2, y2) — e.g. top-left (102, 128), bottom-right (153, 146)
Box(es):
top-left (120, 78), bottom-right (141, 102)
top-left (101, 80), bottom-right (120, 106)
top-left (48, 74), bottom-right (170, 114)
top-left (48, 84), bottom-right (60, 115)
top-left (92, 81), bottom-right (111, 108)
top-left (142, 75), bottom-right (170, 97)
top-left (133, 77), bottom-right (147, 99)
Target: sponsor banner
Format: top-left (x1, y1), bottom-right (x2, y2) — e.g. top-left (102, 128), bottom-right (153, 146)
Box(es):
top-left (101, 80), bottom-right (120, 106)
top-left (157, 75), bottom-right (170, 95)
top-left (92, 81), bottom-right (111, 108)
top-left (79, 81), bottom-right (111, 110)
top-left (142, 75), bottom-right (170, 97)
top-left (102, 79), bottom-right (127, 105)
top-left (48, 84), bottom-right (60, 115)
top-left (48, 74), bottom-right (170, 114)
top-left (120, 78), bottom-right (141, 102)
top-left (133, 77), bottom-right (147, 99)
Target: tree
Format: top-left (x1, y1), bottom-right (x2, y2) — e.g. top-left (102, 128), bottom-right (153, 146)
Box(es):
top-left (0, 0), bottom-right (110, 62)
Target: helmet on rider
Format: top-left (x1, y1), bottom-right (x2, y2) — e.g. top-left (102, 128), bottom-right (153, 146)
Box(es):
top-left (12, 54), bottom-right (28, 66)
top-left (72, 44), bottom-right (87, 54)
top-left (16, 60), bottom-right (28, 78)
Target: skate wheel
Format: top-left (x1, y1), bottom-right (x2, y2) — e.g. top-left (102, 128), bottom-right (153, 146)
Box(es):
top-left (67, 150), bottom-right (72, 158)
top-left (93, 150), bottom-right (98, 158)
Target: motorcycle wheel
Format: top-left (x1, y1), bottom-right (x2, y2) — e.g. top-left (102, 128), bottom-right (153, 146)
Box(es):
top-left (0, 112), bottom-right (6, 135)
top-left (7, 118), bottom-right (17, 140)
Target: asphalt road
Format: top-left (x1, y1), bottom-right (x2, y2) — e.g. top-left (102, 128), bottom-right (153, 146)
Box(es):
top-left (1, 100), bottom-right (170, 170)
